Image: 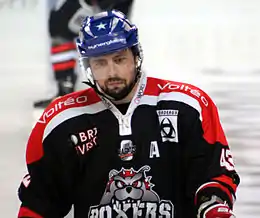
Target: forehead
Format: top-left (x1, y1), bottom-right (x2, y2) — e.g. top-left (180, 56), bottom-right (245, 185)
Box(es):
top-left (90, 49), bottom-right (131, 61)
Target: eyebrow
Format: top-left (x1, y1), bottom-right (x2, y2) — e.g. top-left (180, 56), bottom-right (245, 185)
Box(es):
top-left (91, 50), bottom-right (128, 62)
top-left (113, 52), bottom-right (127, 58)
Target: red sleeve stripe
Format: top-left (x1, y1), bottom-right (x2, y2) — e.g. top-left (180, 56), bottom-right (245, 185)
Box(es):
top-left (195, 182), bottom-right (219, 195)
top-left (195, 182), bottom-right (233, 204)
top-left (51, 50), bottom-right (78, 64)
top-left (212, 174), bottom-right (238, 193)
top-left (53, 60), bottom-right (76, 71)
top-left (26, 124), bottom-right (44, 164)
top-left (201, 101), bottom-right (228, 145)
top-left (51, 42), bottom-right (76, 54)
top-left (18, 206), bottom-right (43, 218)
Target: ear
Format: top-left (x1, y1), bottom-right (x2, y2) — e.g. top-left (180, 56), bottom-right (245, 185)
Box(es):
top-left (109, 169), bottom-right (119, 178)
top-left (138, 165), bottom-right (151, 173)
top-left (135, 55), bottom-right (139, 65)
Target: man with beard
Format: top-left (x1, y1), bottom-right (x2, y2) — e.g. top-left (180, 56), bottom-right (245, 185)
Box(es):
top-left (34, 0), bottom-right (134, 109)
top-left (18, 10), bottom-right (240, 218)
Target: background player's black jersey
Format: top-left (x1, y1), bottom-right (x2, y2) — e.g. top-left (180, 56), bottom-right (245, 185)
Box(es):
top-left (19, 74), bottom-right (239, 218)
top-left (32, 0), bottom-right (135, 108)
top-left (49, 0), bottom-right (134, 40)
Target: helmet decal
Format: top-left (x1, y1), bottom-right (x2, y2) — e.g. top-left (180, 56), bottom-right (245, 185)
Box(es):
top-left (76, 10), bottom-right (140, 58)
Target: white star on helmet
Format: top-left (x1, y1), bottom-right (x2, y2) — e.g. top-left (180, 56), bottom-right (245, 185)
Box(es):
top-left (96, 22), bottom-right (107, 31)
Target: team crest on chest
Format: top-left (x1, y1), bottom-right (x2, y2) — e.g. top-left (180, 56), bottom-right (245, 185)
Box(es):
top-left (118, 140), bottom-right (136, 161)
top-left (157, 109), bottom-right (179, 143)
top-left (88, 165), bottom-right (174, 217)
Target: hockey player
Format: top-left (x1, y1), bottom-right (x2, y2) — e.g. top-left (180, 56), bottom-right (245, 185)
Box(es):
top-left (34, 0), bottom-right (134, 108)
top-left (18, 10), bottom-right (240, 218)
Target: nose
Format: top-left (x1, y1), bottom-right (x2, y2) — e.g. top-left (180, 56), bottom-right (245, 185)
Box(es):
top-left (126, 186), bottom-right (132, 193)
top-left (107, 61), bottom-right (118, 77)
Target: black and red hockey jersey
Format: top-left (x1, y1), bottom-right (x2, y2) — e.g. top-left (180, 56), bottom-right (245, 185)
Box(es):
top-left (18, 73), bottom-right (239, 218)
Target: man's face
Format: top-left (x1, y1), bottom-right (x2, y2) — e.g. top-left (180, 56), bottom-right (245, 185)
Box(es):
top-left (89, 49), bottom-right (136, 99)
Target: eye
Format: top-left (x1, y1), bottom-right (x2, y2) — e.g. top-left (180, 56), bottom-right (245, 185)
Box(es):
top-left (133, 181), bottom-right (142, 188)
top-left (92, 60), bottom-right (106, 68)
top-left (114, 57), bottom-right (126, 64)
top-left (116, 181), bottom-right (125, 188)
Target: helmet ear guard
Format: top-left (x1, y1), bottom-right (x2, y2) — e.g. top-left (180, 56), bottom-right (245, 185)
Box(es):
top-left (131, 44), bottom-right (143, 73)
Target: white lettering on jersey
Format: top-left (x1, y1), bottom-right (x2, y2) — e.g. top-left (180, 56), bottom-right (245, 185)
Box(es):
top-left (22, 174), bottom-right (31, 188)
top-left (38, 95), bottom-right (88, 124)
top-left (158, 82), bottom-right (209, 107)
top-left (149, 141), bottom-right (160, 158)
top-left (220, 148), bottom-right (235, 171)
top-left (89, 166), bottom-right (174, 217)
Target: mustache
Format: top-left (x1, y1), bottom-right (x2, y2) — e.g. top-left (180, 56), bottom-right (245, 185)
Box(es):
top-left (106, 78), bottom-right (125, 83)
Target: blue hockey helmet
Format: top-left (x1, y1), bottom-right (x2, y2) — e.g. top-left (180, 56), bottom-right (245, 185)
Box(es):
top-left (76, 10), bottom-right (141, 58)
top-left (76, 10), bottom-right (143, 100)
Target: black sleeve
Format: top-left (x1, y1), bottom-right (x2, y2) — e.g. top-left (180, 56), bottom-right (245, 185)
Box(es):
top-left (49, 0), bottom-right (81, 39)
top-left (183, 92), bottom-right (240, 210)
top-left (47, 0), bottom-right (79, 84)
top-left (18, 108), bottom-right (80, 217)
top-left (96, 0), bottom-right (134, 16)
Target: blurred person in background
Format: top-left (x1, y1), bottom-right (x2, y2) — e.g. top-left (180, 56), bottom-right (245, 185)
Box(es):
top-left (34, 0), bottom-right (134, 109)
top-left (18, 10), bottom-right (240, 218)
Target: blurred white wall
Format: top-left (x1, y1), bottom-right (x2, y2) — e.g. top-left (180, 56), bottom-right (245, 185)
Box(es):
top-left (132, 0), bottom-right (260, 82)
top-left (0, 1), bottom-right (49, 217)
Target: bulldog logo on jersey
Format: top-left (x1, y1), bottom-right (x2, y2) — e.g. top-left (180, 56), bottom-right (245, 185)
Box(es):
top-left (100, 165), bottom-right (158, 204)
top-left (157, 109), bottom-right (179, 143)
top-left (88, 165), bottom-right (174, 217)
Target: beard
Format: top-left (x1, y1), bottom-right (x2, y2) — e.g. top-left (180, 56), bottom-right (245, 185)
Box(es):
top-left (102, 77), bottom-right (135, 100)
